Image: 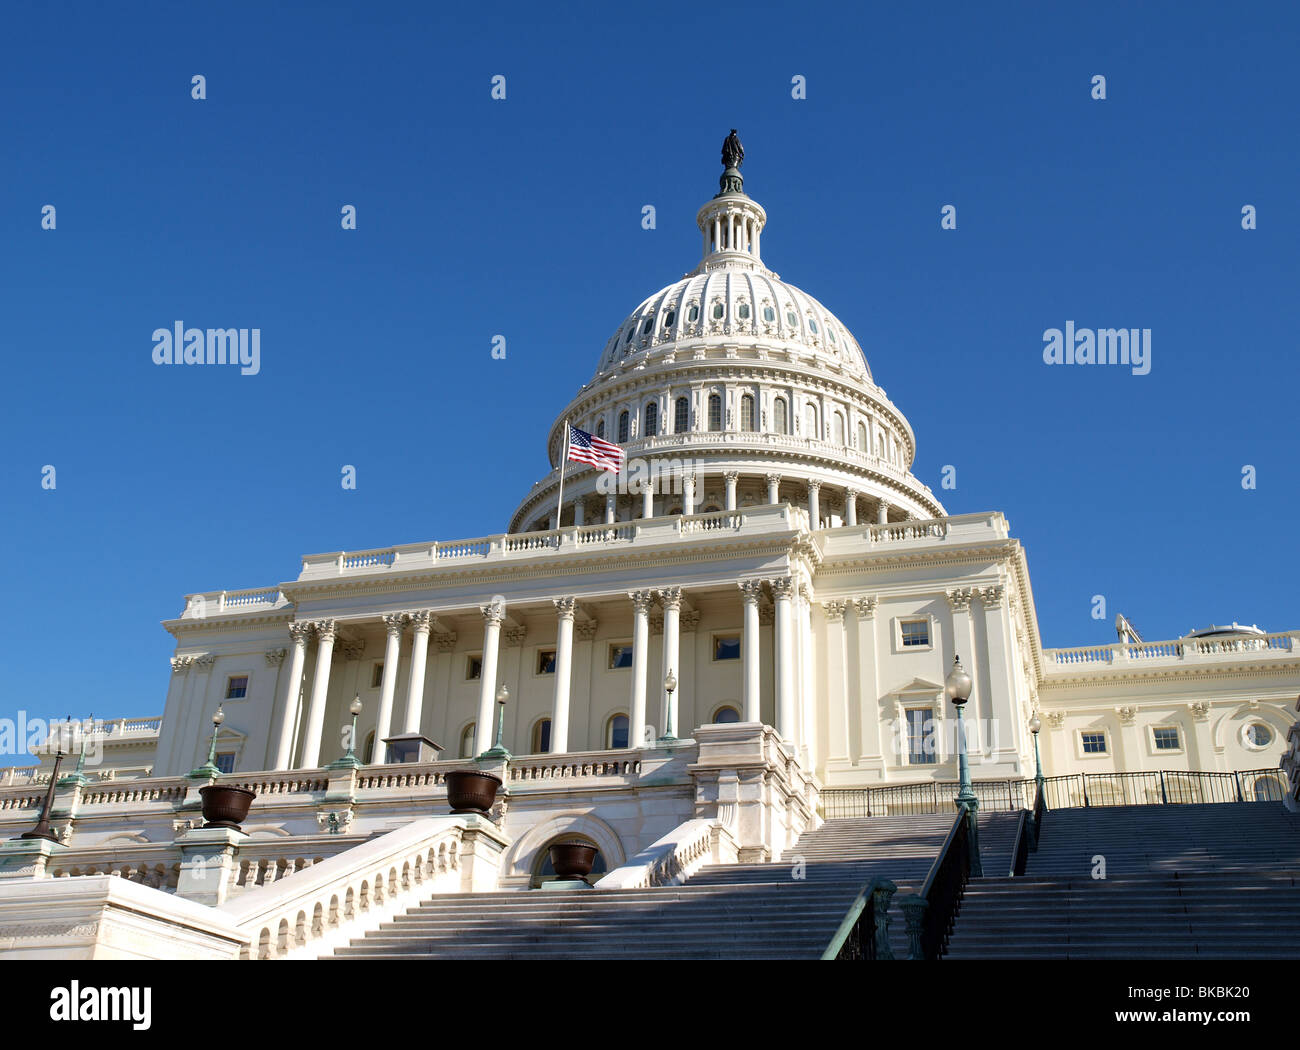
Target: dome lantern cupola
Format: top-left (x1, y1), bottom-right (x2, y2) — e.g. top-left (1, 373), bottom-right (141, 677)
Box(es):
top-left (695, 129), bottom-right (767, 273)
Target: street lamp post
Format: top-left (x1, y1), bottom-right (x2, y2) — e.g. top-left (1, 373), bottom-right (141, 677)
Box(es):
top-left (58, 715), bottom-right (93, 788)
top-left (330, 695), bottom-right (364, 770)
top-left (658, 670), bottom-right (678, 745)
top-left (1028, 713), bottom-right (1044, 791)
top-left (479, 684), bottom-right (513, 761)
top-left (18, 719), bottom-right (71, 842)
top-left (944, 656), bottom-right (982, 877)
top-left (188, 707), bottom-right (226, 779)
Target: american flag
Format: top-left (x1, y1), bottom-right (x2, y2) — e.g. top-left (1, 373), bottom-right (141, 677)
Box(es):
top-left (567, 424), bottom-right (625, 473)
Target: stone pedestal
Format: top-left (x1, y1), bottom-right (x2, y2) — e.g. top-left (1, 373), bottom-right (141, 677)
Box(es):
top-left (541, 878), bottom-right (592, 892)
top-left (456, 812), bottom-right (512, 892)
top-left (174, 826), bottom-right (247, 907)
top-left (0, 837), bottom-right (65, 880)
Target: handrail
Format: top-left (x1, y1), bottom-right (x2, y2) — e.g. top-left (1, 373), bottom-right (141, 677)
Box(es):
top-left (917, 806), bottom-right (972, 960)
top-left (1008, 809), bottom-right (1030, 877)
top-left (820, 877), bottom-right (882, 960)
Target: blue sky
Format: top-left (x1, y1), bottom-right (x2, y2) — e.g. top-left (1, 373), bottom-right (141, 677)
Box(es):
top-left (2, 1), bottom-right (1296, 748)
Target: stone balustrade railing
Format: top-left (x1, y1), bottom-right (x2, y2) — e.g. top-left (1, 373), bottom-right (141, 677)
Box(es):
top-left (181, 588), bottom-right (290, 620)
top-left (1043, 632), bottom-right (1299, 672)
top-left (595, 817), bottom-right (736, 890)
top-left (219, 816), bottom-right (500, 959)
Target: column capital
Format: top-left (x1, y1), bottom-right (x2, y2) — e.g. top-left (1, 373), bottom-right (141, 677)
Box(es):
top-left (822, 600), bottom-right (847, 624)
top-left (265, 648), bottom-right (287, 667)
top-left (575, 620), bottom-right (598, 642)
top-left (310, 619), bottom-right (337, 644)
top-left (807, 478), bottom-right (822, 493)
top-left (723, 470), bottom-right (740, 483)
top-left (765, 472), bottom-right (782, 485)
top-left (481, 599), bottom-right (506, 625)
top-left (979, 584), bottom-right (1005, 609)
top-left (1046, 711), bottom-right (1066, 730)
top-left (288, 621), bottom-right (314, 646)
top-left (739, 579), bottom-right (764, 604)
top-left (945, 588), bottom-right (975, 613)
top-left (769, 576), bottom-right (795, 600)
top-left (659, 586), bottom-right (683, 611)
top-left (339, 639), bottom-right (366, 661)
top-left (1188, 700), bottom-right (1211, 723)
top-left (845, 488), bottom-right (858, 499)
top-left (170, 655), bottom-right (194, 675)
top-left (433, 631), bottom-right (458, 652)
top-left (680, 611), bottom-right (701, 633)
top-left (854, 595), bottom-right (878, 618)
top-left (504, 626), bottom-right (527, 647)
top-left (382, 612), bottom-right (407, 636)
top-left (193, 653), bottom-right (216, 670)
top-left (554, 596), bottom-right (578, 621)
top-left (1116, 705), bottom-right (1139, 727)
top-left (629, 589), bottom-right (656, 613)
top-left (408, 609), bottom-right (435, 632)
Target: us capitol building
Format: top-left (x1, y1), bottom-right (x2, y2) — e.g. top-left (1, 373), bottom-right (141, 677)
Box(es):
top-left (1, 134), bottom-right (1296, 960)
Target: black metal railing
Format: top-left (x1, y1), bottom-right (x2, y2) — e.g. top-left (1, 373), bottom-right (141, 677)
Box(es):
top-left (1009, 809), bottom-right (1030, 876)
top-left (917, 807), bottom-right (971, 960)
top-left (823, 877), bottom-right (883, 960)
top-left (820, 767), bottom-right (1288, 818)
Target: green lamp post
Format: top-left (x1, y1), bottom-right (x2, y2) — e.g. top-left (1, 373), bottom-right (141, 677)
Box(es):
top-left (1028, 713), bottom-right (1045, 791)
top-left (17, 719), bottom-right (71, 842)
top-left (187, 706), bottom-right (225, 779)
top-left (657, 669), bottom-right (678, 745)
top-left (330, 695), bottom-right (364, 770)
top-left (944, 655), bottom-right (981, 877)
top-left (58, 715), bottom-right (93, 788)
top-left (479, 684), bottom-right (513, 761)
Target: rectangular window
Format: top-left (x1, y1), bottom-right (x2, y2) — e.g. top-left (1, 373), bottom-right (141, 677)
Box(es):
top-left (215, 753), bottom-right (236, 774)
top-left (537, 649), bottom-right (556, 674)
top-left (370, 663), bottom-right (384, 689)
top-left (900, 620), bottom-right (930, 648)
top-left (1081, 732), bottom-right (1107, 754)
top-left (713, 635), bottom-right (741, 661)
top-left (466, 655), bottom-right (482, 680)
top-left (608, 644), bottom-right (634, 669)
top-left (225, 675), bottom-right (248, 700)
top-left (1152, 727), bottom-right (1180, 751)
top-left (906, 708), bottom-right (936, 765)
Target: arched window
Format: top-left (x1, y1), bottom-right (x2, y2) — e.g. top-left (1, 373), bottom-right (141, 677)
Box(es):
top-left (687, 304), bottom-right (699, 323)
top-left (674, 396), bottom-right (689, 433)
top-left (663, 309), bottom-right (676, 328)
top-left (833, 411), bottom-right (846, 445)
top-left (606, 714), bottom-right (630, 749)
top-left (857, 421), bottom-right (868, 450)
top-left (714, 706), bottom-right (741, 724)
top-left (363, 731), bottom-right (376, 764)
top-left (644, 402), bottom-right (658, 436)
top-left (532, 718), bottom-right (552, 754)
top-left (596, 418), bottom-right (605, 440)
top-left (804, 404), bottom-right (818, 439)
top-left (773, 397), bottom-right (788, 435)
top-left (459, 723), bottom-right (476, 758)
top-left (740, 394), bottom-right (756, 432)
top-left (618, 410), bottom-right (630, 443)
top-left (708, 393), bottom-right (723, 431)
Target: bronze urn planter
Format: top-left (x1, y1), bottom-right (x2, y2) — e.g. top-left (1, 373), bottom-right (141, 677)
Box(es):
top-left (445, 769), bottom-right (502, 815)
top-left (548, 840), bottom-right (599, 880)
top-left (199, 785), bottom-right (256, 830)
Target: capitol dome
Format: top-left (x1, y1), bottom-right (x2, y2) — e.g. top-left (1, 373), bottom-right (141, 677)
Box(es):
top-left (509, 133), bottom-right (945, 534)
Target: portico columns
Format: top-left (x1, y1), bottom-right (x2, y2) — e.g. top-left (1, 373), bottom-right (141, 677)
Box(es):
top-left (877, 499), bottom-right (890, 525)
top-left (299, 620), bottom-right (336, 769)
top-left (604, 493), bottom-right (616, 524)
top-left (629, 591), bottom-right (653, 748)
top-left (845, 490), bottom-right (858, 526)
top-left (550, 597), bottom-right (577, 753)
top-left (373, 613), bottom-right (405, 761)
top-left (403, 611), bottom-right (434, 734)
top-left (642, 482), bottom-right (654, 519)
top-left (573, 501), bottom-right (585, 526)
top-left (771, 578), bottom-right (796, 741)
top-left (474, 600), bottom-right (506, 755)
top-left (808, 480), bottom-right (822, 528)
top-left (660, 587), bottom-right (683, 737)
top-left (683, 474), bottom-right (696, 516)
top-left (724, 471), bottom-right (739, 511)
top-left (766, 473), bottom-right (781, 505)
top-left (272, 621), bottom-right (312, 769)
top-left (739, 580), bottom-right (763, 722)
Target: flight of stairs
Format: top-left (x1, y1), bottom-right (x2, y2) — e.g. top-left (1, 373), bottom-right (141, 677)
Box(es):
top-left (945, 803), bottom-right (1300, 959)
top-left (330, 813), bottom-right (966, 959)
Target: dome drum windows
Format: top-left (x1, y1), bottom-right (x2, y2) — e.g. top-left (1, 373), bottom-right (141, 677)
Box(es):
top-left (674, 396), bottom-right (690, 433)
top-left (740, 393), bottom-right (756, 432)
top-left (773, 397), bottom-right (788, 435)
top-left (687, 304), bottom-right (700, 323)
top-left (644, 401), bottom-right (658, 437)
top-left (618, 410), bottom-right (630, 443)
top-left (737, 302), bottom-right (751, 321)
top-left (707, 393), bottom-right (723, 432)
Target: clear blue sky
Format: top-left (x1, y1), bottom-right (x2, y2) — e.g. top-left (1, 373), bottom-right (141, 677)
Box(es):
top-left (2, 1), bottom-right (1296, 748)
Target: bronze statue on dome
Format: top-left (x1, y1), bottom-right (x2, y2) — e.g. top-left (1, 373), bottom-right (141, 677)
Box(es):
top-left (722, 129), bottom-right (744, 170)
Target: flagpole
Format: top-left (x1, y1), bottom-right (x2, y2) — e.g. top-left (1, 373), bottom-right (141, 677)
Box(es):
top-left (554, 419), bottom-right (569, 532)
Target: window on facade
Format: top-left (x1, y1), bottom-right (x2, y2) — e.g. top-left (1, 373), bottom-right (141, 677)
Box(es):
top-left (370, 663), bottom-right (384, 689)
top-left (607, 714), bottom-right (629, 749)
top-left (808, 318), bottom-right (819, 334)
top-left (460, 723), bottom-right (476, 758)
top-left (596, 419), bottom-right (605, 439)
top-left (225, 676), bottom-right (248, 700)
top-left (774, 397), bottom-right (788, 434)
top-left (763, 306), bottom-right (776, 322)
top-left (687, 304), bottom-right (699, 323)
top-left (828, 327), bottom-right (837, 344)
top-left (644, 401), bottom-right (658, 436)
top-left (708, 393), bottom-right (722, 431)
top-left (674, 396), bottom-right (689, 433)
top-left (1081, 732), bottom-right (1108, 754)
top-left (713, 635), bottom-right (741, 661)
top-left (618, 410), bottom-right (630, 443)
top-left (533, 718), bottom-right (552, 754)
top-left (740, 394), bottom-right (755, 432)
top-left (664, 309), bottom-right (676, 328)
top-left (624, 327), bottom-right (634, 344)
top-left (712, 303), bottom-right (724, 320)
top-left (642, 317), bottom-right (653, 334)
top-left (537, 649), bottom-right (556, 674)
top-left (738, 302), bottom-right (750, 320)
top-left (786, 310), bottom-right (797, 326)
top-left (1153, 727), bottom-right (1181, 751)
top-left (1246, 723), bottom-right (1273, 747)
top-left (714, 706), bottom-right (741, 724)
top-left (804, 404), bottom-right (817, 438)
top-left (906, 709), bottom-right (936, 765)
top-left (608, 644), bottom-right (634, 669)
top-left (900, 620), bottom-right (930, 647)
top-left (833, 412), bottom-right (846, 445)
top-left (857, 421), bottom-right (868, 450)
top-left (215, 753), bottom-right (236, 774)
top-left (467, 656), bottom-right (482, 680)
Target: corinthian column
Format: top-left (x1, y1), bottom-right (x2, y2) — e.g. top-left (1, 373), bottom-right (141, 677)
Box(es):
top-left (403, 611), bottom-right (434, 734)
top-left (660, 587), bottom-right (683, 737)
top-left (739, 580), bottom-right (763, 723)
top-left (771, 578), bottom-right (796, 741)
top-left (373, 613), bottom-right (406, 762)
top-left (807, 480), bottom-right (822, 528)
top-left (629, 590), bottom-right (653, 748)
top-left (724, 471), bottom-right (739, 511)
top-left (474, 599), bottom-right (506, 754)
top-left (272, 621), bottom-right (312, 769)
top-left (550, 597), bottom-right (577, 753)
top-left (299, 620), bottom-right (336, 768)
top-left (766, 473), bottom-right (781, 505)
top-left (845, 490), bottom-right (858, 526)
